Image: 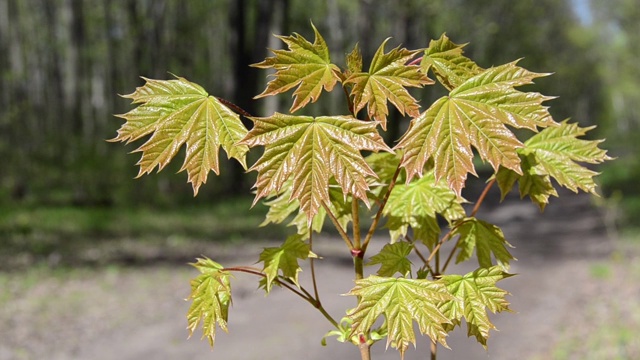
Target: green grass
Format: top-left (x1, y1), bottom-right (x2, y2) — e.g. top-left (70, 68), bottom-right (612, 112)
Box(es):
top-left (0, 197), bottom-right (290, 269)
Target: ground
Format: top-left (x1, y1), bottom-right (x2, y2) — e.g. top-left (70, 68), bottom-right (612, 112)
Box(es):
top-left (1, 193), bottom-right (639, 360)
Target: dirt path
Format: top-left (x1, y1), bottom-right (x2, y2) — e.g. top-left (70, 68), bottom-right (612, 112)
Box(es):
top-left (2, 193), bottom-right (639, 360)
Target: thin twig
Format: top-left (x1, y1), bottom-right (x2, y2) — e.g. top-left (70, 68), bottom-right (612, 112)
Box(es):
top-left (223, 266), bottom-right (309, 301)
top-left (408, 55), bottom-right (423, 66)
top-left (215, 97), bottom-right (254, 118)
top-left (352, 197), bottom-right (361, 249)
top-left (309, 228), bottom-right (320, 302)
top-left (322, 201), bottom-right (354, 250)
top-left (361, 164), bottom-right (402, 254)
top-left (441, 178), bottom-right (497, 273)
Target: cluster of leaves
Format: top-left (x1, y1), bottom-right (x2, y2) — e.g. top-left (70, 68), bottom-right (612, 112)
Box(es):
top-left (113, 24), bottom-right (610, 359)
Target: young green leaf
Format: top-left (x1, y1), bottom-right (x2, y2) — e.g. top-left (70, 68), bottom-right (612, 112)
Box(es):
top-left (367, 242), bottom-right (414, 277)
top-left (344, 39), bottom-right (433, 130)
top-left (240, 113), bottom-right (392, 221)
top-left (345, 43), bottom-right (363, 78)
top-left (421, 33), bottom-right (484, 90)
top-left (383, 171), bottom-right (465, 248)
top-left (496, 120), bottom-right (611, 209)
top-left (346, 276), bottom-right (453, 357)
top-left (112, 76), bottom-right (249, 195)
top-left (252, 23), bottom-right (341, 112)
top-left (186, 258), bottom-right (232, 348)
top-left (439, 267), bottom-right (513, 347)
top-left (453, 218), bottom-right (515, 270)
top-left (259, 234), bottom-right (317, 293)
top-left (396, 61), bottom-right (557, 195)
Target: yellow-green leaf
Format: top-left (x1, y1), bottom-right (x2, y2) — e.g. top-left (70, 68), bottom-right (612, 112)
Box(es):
top-left (396, 61), bottom-right (557, 195)
top-left (252, 23), bottom-right (341, 112)
top-left (367, 242), bottom-right (413, 277)
top-left (112, 76), bottom-right (249, 195)
top-left (422, 33), bottom-right (483, 90)
top-left (186, 258), bottom-right (232, 348)
top-left (345, 39), bottom-right (433, 130)
top-left (259, 234), bottom-right (316, 293)
top-left (453, 218), bottom-right (515, 271)
top-left (439, 267), bottom-right (513, 347)
top-left (240, 113), bottom-right (392, 221)
top-left (346, 276), bottom-right (453, 357)
top-left (383, 171), bottom-right (465, 248)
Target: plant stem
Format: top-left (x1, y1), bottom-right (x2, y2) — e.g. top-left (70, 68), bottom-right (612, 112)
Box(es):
top-left (223, 266), bottom-right (339, 329)
top-left (352, 198), bottom-right (361, 249)
top-left (358, 334), bottom-right (371, 360)
top-left (430, 341), bottom-right (437, 360)
top-left (322, 201), bottom-right (354, 251)
top-left (309, 228), bottom-right (321, 302)
top-left (361, 163), bottom-right (402, 254)
top-left (441, 178), bottom-right (497, 273)
top-left (408, 56), bottom-right (423, 66)
top-left (215, 97), bottom-right (254, 118)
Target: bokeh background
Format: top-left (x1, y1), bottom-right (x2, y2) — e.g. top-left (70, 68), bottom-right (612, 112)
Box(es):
top-left (1, 0), bottom-right (639, 359)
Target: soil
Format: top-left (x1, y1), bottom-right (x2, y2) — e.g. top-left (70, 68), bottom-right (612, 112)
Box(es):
top-left (1, 192), bottom-right (639, 360)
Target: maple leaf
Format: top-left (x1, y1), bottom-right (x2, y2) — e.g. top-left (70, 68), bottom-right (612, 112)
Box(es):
top-left (439, 267), bottom-right (513, 347)
top-left (186, 257), bottom-right (232, 348)
top-left (396, 61), bottom-right (557, 195)
top-left (383, 171), bottom-right (466, 248)
top-left (346, 276), bottom-right (453, 357)
top-left (252, 23), bottom-right (341, 112)
top-left (344, 39), bottom-right (433, 130)
top-left (259, 234), bottom-right (316, 293)
top-left (112, 76), bottom-right (249, 195)
top-left (421, 33), bottom-right (484, 90)
top-left (367, 242), bottom-right (414, 277)
top-left (496, 120), bottom-right (611, 209)
top-left (240, 113), bottom-right (392, 221)
top-left (453, 218), bottom-right (515, 271)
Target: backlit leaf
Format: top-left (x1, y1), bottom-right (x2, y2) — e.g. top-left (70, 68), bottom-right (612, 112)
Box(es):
top-left (240, 113), bottom-right (392, 221)
top-left (253, 23), bottom-right (341, 112)
top-left (345, 39), bottom-right (433, 130)
top-left (422, 34), bottom-right (483, 90)
top-left (496, 120), bottom-right (611, 209)
top-left (384, 171), bottom-right (466, 248)
top-left (396, 61), bottom-right (557, 195)
top-left (439, 267), bottom-right (513, 347)
top-left (186, 258), bottom-right (232, 348)
top-left (259, 234), bottom-right (316, 293)
top-left (346, 276), bottom-right (453, 357)
top-left (453, 218), bottom-right (515, 270)
top-left (112, 76), bottom-right (249, 195)
top-left (367, 242), bottom-right (414, 277)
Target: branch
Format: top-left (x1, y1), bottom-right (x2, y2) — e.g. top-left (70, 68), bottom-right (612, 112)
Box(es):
top-left (322, 201), bottom-right (354, 251)
top-left (216, 97), bottom-right (254, 118)
top-left (309, 229), bottom-right (320, 302)
top-left (361, 163), bottom-right (402, 254)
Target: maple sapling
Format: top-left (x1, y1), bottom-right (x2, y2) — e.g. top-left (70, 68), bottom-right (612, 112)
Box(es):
top-left (112, 24), bottom-right (611, 359)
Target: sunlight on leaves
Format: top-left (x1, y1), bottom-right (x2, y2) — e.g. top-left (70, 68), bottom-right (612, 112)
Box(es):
top-left (252, 23), bottom-right (341, 112)
top-left (345, 39), bottom-right (433, 130)
top-left (346, 276), bottom-right (453, 357)
top-left (240, 113), bottom-right (392, 221)
top-left (112, 76), bottom-right (249, 195)
top-left (259, 234), bottom-right (316, 293)
top-left (186, 258), bottom-right (232, 348)
top-left (453, 218), bottom-right (515, 270)
top-left (439, 267), bottom-right (513, 348)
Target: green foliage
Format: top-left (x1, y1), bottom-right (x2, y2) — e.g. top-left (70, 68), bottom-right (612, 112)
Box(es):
top-left (186, 258), bottom-right (232, 347)
top-left (113, 24), bottom-right (611, 359)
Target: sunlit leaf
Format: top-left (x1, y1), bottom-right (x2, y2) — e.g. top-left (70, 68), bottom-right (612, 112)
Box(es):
top-left (345, 39), bottom-right (433, 130)
top-left (496, 120), bottom-right (611, 209)
top-left (439, 267), bottom-right (513, 347)
top-left (186, 258), bottom-right (232, 348)
top-left (384, 171), bottom-right (465, 248)
top-left (367, 242), bottom-right (413, 277)
top-left (453, 218), bottom-right (515, 270)
top-left (259, 234), bottom-right (317, 293)
top-left (347, 276), bottom-right (452, 357)
top-left (112, 76), bottom-right (249, 195)
top-left (396, 61), bottom-right (557, 195)
top-left (422, 33), bottom-right (483, 90)
top-left (240, 113), bottom-right (392, 221)
top-left (252, 23), bottom-right (341, 112)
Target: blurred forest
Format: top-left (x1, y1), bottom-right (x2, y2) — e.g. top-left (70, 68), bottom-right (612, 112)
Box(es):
top-left (0, 0), bottom-right (638, 223)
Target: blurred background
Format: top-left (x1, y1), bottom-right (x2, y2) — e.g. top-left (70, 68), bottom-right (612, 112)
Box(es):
top-left (0, 0), bottom-right (639, 359)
